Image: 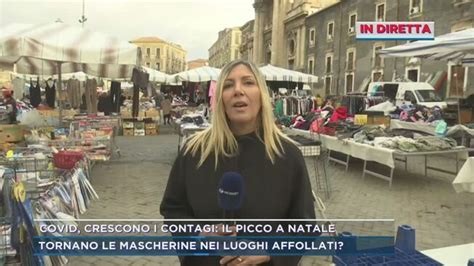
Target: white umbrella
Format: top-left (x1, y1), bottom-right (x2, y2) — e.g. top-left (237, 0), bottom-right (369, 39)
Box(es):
top-left (378, 28), bottom-right (474, 66)
top-left (173, 66), bottom-right (221, 82)
top-left (259, 64), bottom-right (318, 83)
top-left (143, 67), bottom-right (175, 83)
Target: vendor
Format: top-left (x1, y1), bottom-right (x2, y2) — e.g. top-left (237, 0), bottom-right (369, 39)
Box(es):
top-left (2, 87), bottom-right (17, 124)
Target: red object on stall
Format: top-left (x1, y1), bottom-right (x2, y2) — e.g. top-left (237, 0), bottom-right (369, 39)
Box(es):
top-left (53, 151), bottom-right (84, 169)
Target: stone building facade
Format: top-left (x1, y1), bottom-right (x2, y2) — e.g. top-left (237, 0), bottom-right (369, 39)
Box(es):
top-left (130, 37), bottom-right (187, 74)
top-left (209, 27), bottom-right (242, 68)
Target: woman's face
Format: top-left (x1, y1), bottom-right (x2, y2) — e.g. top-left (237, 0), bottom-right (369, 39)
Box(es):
top-left (222, 64), bottom-right (261, 131)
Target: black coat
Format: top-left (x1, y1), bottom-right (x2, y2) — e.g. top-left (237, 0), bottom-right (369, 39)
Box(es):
top-left (160, 132), bottom-right (316, 266)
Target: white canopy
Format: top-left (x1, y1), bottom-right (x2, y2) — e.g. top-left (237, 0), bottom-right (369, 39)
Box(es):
top-left (0, 22), bottom-right (138, 79)
top-left (378, 28), bottom-right (474, 66)
top-left (259, 64), bottom-right (318, 83)
top-left (173, 66), bottom-right (221, 82)
top-left (143, 67), bottom-right (175, 83)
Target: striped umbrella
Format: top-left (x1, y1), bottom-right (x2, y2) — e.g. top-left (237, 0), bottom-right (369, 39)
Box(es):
top-left (378, 28), bottom-right (474, 66)
top-left (259, 64), bottom-right (319, 83)
top-left (0, 22), bottom-right (139, 79)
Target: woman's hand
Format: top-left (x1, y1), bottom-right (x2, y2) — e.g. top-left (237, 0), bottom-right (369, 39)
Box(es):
top-left (219, 255), bottom-right (270, 265)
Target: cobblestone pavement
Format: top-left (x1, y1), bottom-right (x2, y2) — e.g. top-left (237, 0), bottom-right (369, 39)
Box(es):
top-left (68, 127), bottom-right (474, 265)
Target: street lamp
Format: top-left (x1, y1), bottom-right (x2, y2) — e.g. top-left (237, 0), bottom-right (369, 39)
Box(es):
top-left (78, 0), bottom-right (87, 28)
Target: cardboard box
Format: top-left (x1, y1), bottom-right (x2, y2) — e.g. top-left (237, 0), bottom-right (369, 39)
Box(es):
top-left (368, 116), bottom-right (390, 127)
top-left (121, 111), bottom-right (132, 119)
top-left (138, 111), bottom-right (145, 118)
top-left (146, 109), bottom-right (160, 118)
top-left (145, 128), bottom-right (156, 135)
top-left (354, 114), bottom-right (368, 125)
top-left (0, 125), bottom-right (26, 143)
top-left (123, 128), bottom-right (134, 136)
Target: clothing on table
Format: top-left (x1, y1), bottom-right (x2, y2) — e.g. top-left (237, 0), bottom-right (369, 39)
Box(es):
top-left (29, 78), bottom-right (41, 108)
top-left (66, 78), bottom-right (81, 109)
top-left (85, 78), bottom-right (98, 113)
top-left (160, 132), bottom-right (316, 266)
top-left (45, 79), bottom-right (56, 108)
top-left (11, 77), bottom-right (25, 99)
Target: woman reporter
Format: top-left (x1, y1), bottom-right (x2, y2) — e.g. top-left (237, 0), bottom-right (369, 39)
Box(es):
top-left (160, 60), bottom-right (316, 265)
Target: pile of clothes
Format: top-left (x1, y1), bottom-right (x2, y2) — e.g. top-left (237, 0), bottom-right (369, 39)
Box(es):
top-left (374, 136), bottom-right (457, 152)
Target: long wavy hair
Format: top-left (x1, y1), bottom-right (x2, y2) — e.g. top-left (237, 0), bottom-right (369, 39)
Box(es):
top-left (184, 60), bottom-right (294, 168)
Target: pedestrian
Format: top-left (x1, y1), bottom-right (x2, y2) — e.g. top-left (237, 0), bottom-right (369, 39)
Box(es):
top-left (161, 96), bottom-right (172, 125)
top-left (160, 59), bottom-right (316, 266)
top-left (2, 87), bottom-right (17, 124)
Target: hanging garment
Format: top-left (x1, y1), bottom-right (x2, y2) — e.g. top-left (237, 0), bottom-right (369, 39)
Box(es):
top-left (29, 78), bottom-right (41, 108)
top-left (110, 81), bottom-right (121, 113)
top-left (45, 79), bottom-right (56, 108)
top-left (131, 68), bottom-right (149, 117)
top-left (85, 78), bottom-right (98, 113)
top-left (67, 78), bottom-right (81, 109)
top-left (208, 80), bottom-right (217, 111)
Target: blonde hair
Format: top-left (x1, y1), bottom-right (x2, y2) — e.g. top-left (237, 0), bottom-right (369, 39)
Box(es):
top-left (184, 60), bottom-right (294, 168)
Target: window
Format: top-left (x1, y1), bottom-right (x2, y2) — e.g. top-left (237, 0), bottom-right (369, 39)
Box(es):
top-left (289, 39), bottom-right (296, 56)
top-left (308, 57), bottom-right (314, 75)
top-left (326, 54), bottom-right (333, 73)
top-left (376, 3), bottom-right (385, 21)
top-left (156, 63), bottom-right (160, 70)
top-left (348, 13), bottom-right (357, 34)
top-left (347, 49), bottom-right (355, 71)
top-left (327, 22), bottom-right (334, 40)
top-left (372, 71), bottom-right (383, 81)
top-left (146, 48), bottom-right (151, 56)
top-left (409, 0), bottom-right (422, 15)
top-left (156, 48), bottom-right (160, 58)
top-left (325, 76), bottom-right (332, 95)
top-left (373, 44), bottom-right (384, 68)
top-left (145, 62), bottom-right (150, 67)
top-left (407, 68), bottom-right (419, 82)
top-left (309, 28), bottom-right (316, 46)
top-left (449, 65), bottom-right (466, 97)
top-left (404, 91), bottom-right (416, 102)
top-left (345, 73), bottom-right (354, 93)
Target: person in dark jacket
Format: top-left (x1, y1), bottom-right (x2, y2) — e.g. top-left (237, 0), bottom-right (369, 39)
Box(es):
top-left (160, 60), bottom-right (316, 266)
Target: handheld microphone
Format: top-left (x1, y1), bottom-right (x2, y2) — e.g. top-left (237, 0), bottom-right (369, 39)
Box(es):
top-left (218, 172), bottom-right (245, 225)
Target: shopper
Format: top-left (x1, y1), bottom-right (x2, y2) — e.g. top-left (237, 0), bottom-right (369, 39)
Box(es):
top-left (160, 60), bottom-right (315, 266)
top-left (2, 88), bottom-right (17, 124)
top-left (161, 96), bottom-right (172, 125)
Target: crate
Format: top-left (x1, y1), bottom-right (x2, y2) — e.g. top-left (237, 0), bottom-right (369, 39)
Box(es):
top-left (333, 225), bottom-right (442, 266)
top-left (134, 129), bottom-right (145, 136)
top-left (146, 128), bottom-right (157, 135)
top-left (123, 122), bottom-right (134, 129)
top-left (298, 145), bottom-right (321, 156)
top-left (134, 122), bottom-right (145, 130)
top-left (145, 123), bottom-right (156, 129)
top-left (123, 128), bottom-right (134, 136)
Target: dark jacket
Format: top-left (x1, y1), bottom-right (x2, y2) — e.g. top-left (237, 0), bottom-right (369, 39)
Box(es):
top-left (160, 132), bottom-right (316, 266)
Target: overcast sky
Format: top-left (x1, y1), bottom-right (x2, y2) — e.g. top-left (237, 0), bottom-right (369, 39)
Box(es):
top-left (0, 0), bottom-right (255, 60)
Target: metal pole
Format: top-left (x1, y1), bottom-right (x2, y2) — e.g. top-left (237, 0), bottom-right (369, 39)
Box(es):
top-left (57, 62), bottom-right (63, 123)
